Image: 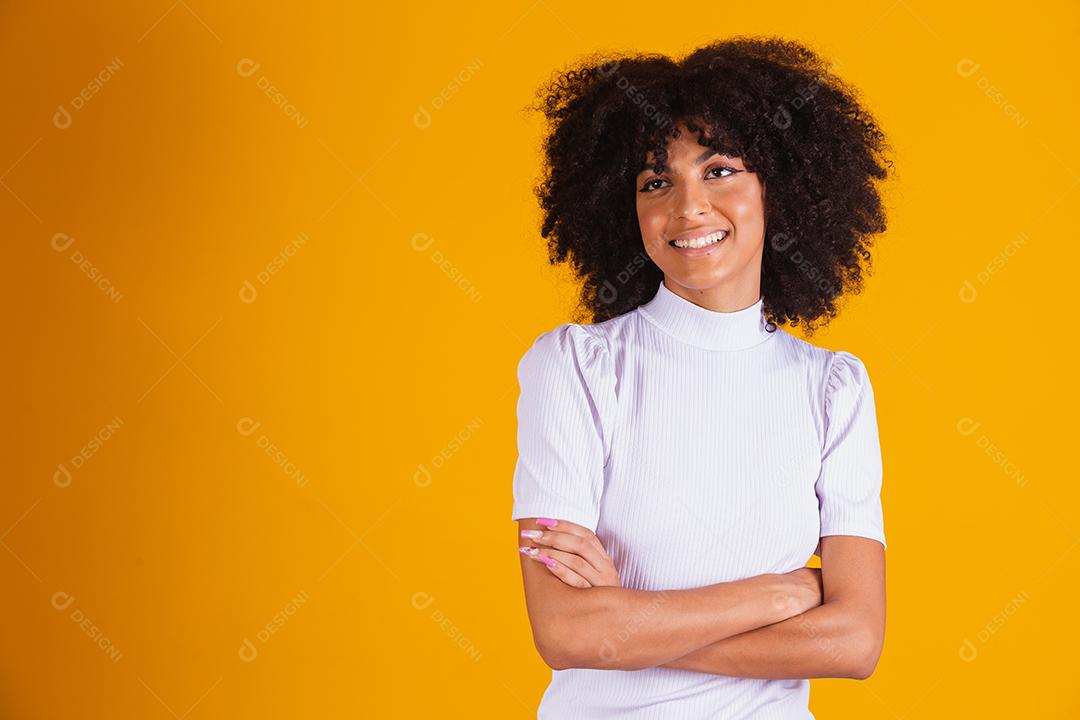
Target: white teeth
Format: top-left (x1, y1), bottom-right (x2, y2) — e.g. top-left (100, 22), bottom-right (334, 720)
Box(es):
top-left (672, 230), bottom-right (727, 249)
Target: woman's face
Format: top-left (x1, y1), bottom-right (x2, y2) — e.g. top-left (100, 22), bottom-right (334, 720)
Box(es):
top-left (635, 121), bottom-right (767, 303)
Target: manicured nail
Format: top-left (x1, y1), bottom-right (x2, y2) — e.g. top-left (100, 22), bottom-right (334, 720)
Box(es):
top-left (520, 530), bottom-right (542, 540)
top-left (519, 546), bottom-right (539, 556)
top-left (536, 518), bottom-right (559, 527)
top-left (539, 554), bottom-right (557, 569)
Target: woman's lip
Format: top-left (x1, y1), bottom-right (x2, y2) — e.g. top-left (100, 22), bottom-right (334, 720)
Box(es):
top-left (669, 237), bottom-right (726, 256)
top-left (668, 227), bottom-right (729, 242)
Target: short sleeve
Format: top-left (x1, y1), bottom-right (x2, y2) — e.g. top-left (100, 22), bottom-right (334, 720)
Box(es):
top-left (510, 324), bottom-right (616, 532)
top-left (815, 350), bottom-right (887, 550)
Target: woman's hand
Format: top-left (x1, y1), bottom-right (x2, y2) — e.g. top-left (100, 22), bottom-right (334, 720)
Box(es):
top-left (782, 567), bottom-right (823, 615)
top-left (519, 518), bottom-right (621, 588)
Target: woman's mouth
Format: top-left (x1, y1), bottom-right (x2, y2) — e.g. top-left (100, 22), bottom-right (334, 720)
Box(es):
top-left (669, 229), bottom-right (728, 254)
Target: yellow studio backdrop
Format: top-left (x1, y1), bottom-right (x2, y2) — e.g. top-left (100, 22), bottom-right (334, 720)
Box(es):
top-left (2, 1), bottom-right (1077, 717)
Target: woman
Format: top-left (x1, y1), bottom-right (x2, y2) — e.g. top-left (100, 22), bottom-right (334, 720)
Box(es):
top-left (511, 36), bottom-right (891, 718)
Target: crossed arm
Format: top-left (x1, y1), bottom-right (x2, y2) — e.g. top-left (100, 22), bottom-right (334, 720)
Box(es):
top-left (516, 518), bottom-right (885, 679)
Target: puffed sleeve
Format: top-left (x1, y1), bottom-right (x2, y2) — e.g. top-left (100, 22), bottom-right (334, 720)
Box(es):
top-left (510, 324), bottom-right (616, 533)
top-left (815, 350), bottom-right (887, 549)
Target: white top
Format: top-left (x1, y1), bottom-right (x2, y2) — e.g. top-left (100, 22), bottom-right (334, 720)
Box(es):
top-left (511, 279), bottom-right (886, 719)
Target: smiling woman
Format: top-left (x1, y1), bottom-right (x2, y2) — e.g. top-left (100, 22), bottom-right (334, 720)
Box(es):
top-left (510, 34), bottom-right (893, 719)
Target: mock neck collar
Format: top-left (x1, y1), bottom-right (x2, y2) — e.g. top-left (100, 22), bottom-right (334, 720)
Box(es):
top-left (636, 280), bottom-right (777, 351)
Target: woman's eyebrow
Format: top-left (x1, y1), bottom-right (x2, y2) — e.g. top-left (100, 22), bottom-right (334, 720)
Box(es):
top-left (639, 148), bottom-right (720, 173)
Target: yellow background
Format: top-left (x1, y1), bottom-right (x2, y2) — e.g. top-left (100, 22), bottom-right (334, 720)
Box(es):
top-left (3, 0), bottom-right (1078, 717)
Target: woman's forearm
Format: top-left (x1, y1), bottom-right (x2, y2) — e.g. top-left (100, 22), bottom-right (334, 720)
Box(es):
top-left (658, 599), bottom-right (876, 679)
top-left (547, 573), bottom-right (810, 671)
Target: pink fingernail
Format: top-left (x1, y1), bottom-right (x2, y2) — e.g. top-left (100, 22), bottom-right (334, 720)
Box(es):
top-left (536, 518), bottom-right (559, 527)
top-left (539, 554), bottom-right (556, 568)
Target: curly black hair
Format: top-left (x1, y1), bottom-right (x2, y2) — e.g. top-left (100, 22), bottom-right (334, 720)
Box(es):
top-left (524, 35), bottom-right (895, 335)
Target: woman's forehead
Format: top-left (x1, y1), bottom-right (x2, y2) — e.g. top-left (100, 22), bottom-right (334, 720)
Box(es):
top-left (641, 141), bottom-right (741, 171)
top-left (642, 122), bottom-right (740, 159)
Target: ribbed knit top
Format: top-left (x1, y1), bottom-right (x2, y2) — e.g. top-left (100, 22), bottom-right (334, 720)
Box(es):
top-left (511, 278), bottom-right (886, 719)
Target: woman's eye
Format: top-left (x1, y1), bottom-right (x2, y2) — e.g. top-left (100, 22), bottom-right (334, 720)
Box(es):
top-left (639, 178), bottom-right (668, 192)
top-left (707, 166), bottom-right (737, 178)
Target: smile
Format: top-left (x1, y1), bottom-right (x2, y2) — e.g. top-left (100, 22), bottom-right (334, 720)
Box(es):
top-left (670, 229), bottom-right (728, 249)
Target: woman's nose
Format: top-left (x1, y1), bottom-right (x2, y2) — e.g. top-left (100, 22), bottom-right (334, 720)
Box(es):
top-left (674, 181), bottom-right (711, 218)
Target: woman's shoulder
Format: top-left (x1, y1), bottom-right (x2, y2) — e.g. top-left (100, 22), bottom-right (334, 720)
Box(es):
top-left (522, 322), bottom-right (605, 357)
top-left (770, 330), bottom-right (873, 396)
top-left (825, 348), bottom-right (873, 402)
top-left (514, 323), bottom-right (620, 439)
top-left (519, 306), bottom-right (640, 365)
top-left (517, 322), bottom-right (613, 386)
top-left (768, 326), bottom-right (834, 365)
top-left (515, 315), bottom-right (636, 411)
